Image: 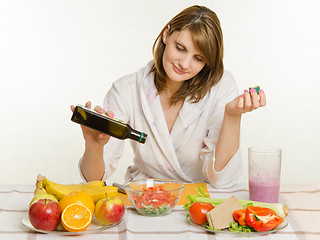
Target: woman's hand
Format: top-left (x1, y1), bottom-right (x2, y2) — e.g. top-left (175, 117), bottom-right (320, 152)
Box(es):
top-left (70, 101), bottom-right (113, 149)
top-left (214, 88), bottom-right (266, 171)
top-left (225, 88), bottom-right (266, 117)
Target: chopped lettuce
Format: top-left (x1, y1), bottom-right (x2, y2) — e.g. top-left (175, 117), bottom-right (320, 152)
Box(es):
top-left (229, 222), bottom-right (255, 232)
top-left (139, 204), bottom-right (171, 216)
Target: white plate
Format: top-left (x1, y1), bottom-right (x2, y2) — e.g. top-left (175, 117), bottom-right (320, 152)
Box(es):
top-left (22, 215), bottom-right (121, 235)
top-left (187, 218), bottom-right (288, 236)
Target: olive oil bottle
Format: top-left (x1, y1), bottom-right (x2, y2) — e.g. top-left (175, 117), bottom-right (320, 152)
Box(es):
top-left (71, 105), bottom-right (147, 144)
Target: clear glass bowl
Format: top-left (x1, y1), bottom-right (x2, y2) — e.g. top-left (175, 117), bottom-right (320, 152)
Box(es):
top-left (124, 178), bottom-right (185, 216)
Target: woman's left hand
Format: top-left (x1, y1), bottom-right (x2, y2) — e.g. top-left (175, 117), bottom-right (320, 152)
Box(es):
top-left (225, 88), bottom-right (266, 117)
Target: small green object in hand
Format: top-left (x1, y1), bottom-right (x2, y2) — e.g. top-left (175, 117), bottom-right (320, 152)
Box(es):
top-left (249, 86), bottom-right (260, 94)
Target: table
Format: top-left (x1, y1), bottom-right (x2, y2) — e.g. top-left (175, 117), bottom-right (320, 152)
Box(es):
top-left (0, 183), bottom-right (319, 240)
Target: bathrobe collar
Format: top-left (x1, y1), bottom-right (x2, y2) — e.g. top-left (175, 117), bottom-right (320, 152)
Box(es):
top-left (138, 61), bottom-right (209, 182)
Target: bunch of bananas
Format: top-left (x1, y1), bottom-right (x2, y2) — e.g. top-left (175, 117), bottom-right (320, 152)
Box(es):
top-left (34, 175), bottom-right (118, 203)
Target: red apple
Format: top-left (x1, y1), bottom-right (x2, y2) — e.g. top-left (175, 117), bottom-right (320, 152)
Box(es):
top-left (95, 197), bottom-right (125, 225)
top-left (28, 199), bottom-right (61, 231)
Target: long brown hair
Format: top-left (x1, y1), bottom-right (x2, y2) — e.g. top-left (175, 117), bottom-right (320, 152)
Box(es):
top-left (152, 5), bottom-right (224, 105)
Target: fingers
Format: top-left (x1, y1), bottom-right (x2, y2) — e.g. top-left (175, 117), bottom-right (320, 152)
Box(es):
top-left (93, 106), bottom-right (106, 138)
top-left (85, 101), bottom-right (91, 108)
top-left (105, 110), bottom-right (114, 118)
top-left (72, 101), bottom-right (115, 139)
top-left (243, 89), bottom-right (252, 111)
top-left (98, 133), bottom-right (105, 139)
top-left (70, 101), bottom-right (91, 112)
top-left (249, 88), bottom-right (260, 110)
top-left (259, 89), bottom-right (266, 107)
top-left (92, 106), bottom-right (114, 140)
top-left (238, 94), bottom-right (244, 109)
top-left (94, 105), bottom-right (105, 114)
top-left (72, 101), bottom-right (116, 119)
top-left (241, 88), bottom-right (266, 113)
top-left (93, 106), bottom-right (115, 118)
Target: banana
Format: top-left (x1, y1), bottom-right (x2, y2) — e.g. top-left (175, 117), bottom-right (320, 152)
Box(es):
top-left (34, 187), bottom-right (48, 195)
top-left (81, 186), bottom-right (118, 203)
top-left (45, 183), bottom-right (118, 202)
top-left (43, 178), bottom-right (105, 192)
top-left (39, 176), bottom-right (118, 202)
top-left (34, 174), bottom-right (47, 195)
top-left (44, 182), bottom-right (72, 200)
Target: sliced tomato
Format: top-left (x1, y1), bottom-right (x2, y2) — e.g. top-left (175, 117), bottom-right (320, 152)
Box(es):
top-left (133, 186), bottom-right (177, 210)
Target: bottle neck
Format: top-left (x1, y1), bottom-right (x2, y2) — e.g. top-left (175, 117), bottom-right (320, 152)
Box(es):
top-left (128, 129), bottom-right (147, 144)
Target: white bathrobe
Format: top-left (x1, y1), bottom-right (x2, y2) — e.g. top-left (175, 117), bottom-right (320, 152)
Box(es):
top-left (84, 61), bottom-right (242, 188)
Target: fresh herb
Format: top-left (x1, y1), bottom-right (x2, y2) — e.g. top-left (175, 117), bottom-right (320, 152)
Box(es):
top-left (183, 185), bottom-right (209, 211)
top-left (243, 202), bottom-right (254, 208)
top-left (229, 222), bottom-right (255, 233)
top-left (204, 223), bottom-right (220, 231)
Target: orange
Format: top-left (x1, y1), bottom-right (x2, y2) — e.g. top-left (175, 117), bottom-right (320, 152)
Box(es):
top-left (59, 191), bottom-right (95, 215)
top-left (61, 203), bottom-right (92, 232)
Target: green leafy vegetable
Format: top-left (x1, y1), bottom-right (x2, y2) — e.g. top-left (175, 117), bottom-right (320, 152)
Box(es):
top-left (183, 185), bottom-right (209, 211)
top-left (229, 222), bottom-right (255, 232)
top-left (204, 223), bottom-right (220, 231)
top-left (139, 205), bottom-right (171, 215)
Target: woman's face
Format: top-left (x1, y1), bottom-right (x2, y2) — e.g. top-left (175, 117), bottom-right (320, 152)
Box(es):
top-left (162, 29), bottom-right (206, 85)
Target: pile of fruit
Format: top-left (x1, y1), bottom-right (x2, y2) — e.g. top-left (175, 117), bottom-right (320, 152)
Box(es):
top-left (28, 175), bottom-right (125, 232)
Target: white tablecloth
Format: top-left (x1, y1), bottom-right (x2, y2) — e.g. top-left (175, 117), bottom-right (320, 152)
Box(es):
top-left (0, 183), bottom-right (319, 240)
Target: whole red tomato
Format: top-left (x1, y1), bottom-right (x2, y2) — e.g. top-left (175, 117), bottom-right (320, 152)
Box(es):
top-left (189, 202), bottom-right (214, 225)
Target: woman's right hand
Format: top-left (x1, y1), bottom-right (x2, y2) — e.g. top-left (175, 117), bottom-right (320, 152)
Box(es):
top-left (70, 101), bottom-right (113, 149)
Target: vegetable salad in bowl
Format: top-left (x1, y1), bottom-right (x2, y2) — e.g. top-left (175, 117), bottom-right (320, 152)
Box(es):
top-left (124, 179), bottom-right (184, 216)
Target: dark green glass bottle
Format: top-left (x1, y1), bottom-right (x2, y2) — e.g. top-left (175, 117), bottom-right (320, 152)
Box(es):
top-left (71, 105), bottom-right (147, 144)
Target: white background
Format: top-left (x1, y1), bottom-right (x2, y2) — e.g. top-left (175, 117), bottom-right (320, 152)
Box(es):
top-left (1, 0), bottom-right (319, 185)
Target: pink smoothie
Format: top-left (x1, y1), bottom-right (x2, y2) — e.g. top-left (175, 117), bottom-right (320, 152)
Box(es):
top-left (249, 180), bottom-right (280, 203)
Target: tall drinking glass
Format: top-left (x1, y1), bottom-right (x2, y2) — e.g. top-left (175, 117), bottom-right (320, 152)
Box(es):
top-left (248, 146), bottom-right (282, 203)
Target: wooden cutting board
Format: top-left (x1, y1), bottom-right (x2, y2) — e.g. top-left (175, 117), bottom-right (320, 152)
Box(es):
top-left (117, 183), bottom-right (209, 207)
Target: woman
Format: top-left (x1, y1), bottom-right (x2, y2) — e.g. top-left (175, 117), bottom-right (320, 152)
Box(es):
top-left (71, 5), bottom-right (266, 188)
